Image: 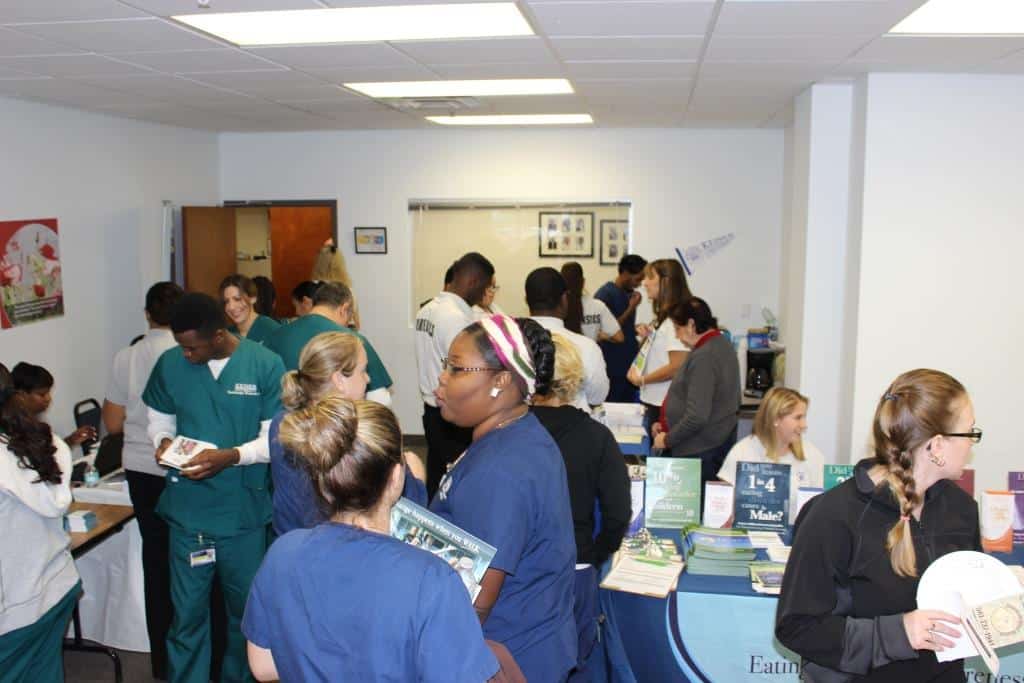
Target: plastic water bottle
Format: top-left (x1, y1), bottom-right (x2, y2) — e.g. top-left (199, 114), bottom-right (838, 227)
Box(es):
top-left (84, 463), bottom-right (100, 487)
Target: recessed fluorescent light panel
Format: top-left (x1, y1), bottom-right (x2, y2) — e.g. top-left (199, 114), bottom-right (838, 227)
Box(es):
top-left (890, 0), bottom-right (1024, 34)
top-left (426, 114), bottom-right (594, 126)
top-left (346, 79), bottom-right (573, 98)
top-left (173, 3), bottom-right (534, 46)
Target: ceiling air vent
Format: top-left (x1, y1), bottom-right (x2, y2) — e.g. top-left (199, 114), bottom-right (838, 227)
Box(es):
top-left (385, 96), bottom-right (483, 112)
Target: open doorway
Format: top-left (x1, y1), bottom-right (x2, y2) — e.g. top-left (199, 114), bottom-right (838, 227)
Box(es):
top-left (178, 201), bottom-right (336, 319)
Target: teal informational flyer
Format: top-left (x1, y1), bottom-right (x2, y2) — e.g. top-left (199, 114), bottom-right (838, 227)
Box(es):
top-left (734, 462), bottom-right (790, 533)
top-left (645, 457), bottom-right (701, 528)
top-left (823, 463), bottom-right (854, 491)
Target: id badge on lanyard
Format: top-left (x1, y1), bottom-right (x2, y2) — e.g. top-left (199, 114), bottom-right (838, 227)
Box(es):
top-left (189, 533), bottom-right (217, 568)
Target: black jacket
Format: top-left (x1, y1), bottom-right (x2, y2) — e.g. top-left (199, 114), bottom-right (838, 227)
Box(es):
top-left (775, 458), bottom-right (981, 683)
top-left (532, 406), bottom-right (631, 567)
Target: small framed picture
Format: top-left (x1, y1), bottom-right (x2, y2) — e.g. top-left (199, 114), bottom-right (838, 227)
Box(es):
top-left (600, 220), bottom-right (629, 265)
top-left (539, 212), bottom-right (594, 258)
top-left (354, 226), bottom-right (387, 254)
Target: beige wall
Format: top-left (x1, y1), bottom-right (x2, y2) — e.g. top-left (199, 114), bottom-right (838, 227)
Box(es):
top-left (412, 204), bottom-right (630, 318)
top-left (235, 206), bottom-right (271, 279)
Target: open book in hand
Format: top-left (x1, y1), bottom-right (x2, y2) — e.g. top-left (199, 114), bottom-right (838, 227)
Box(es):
top-left (159, 436), bottom-right (217, 471)
top-left (389, 499), bottom-right (496, 603)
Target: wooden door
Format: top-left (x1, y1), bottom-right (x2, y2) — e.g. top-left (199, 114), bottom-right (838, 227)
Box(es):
top-left (182, 206), bottom-right (236, 297)
top-left (268, 206), bottom-right (333, 319)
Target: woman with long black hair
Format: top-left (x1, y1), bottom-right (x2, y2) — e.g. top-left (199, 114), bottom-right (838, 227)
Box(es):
top-left (0, 362), bottom-right (81, 681)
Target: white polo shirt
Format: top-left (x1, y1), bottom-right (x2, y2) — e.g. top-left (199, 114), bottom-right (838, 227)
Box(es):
top-left (580, 295), bottom-right (620, 342)
top-left (105, 328), bottom-right (178, 477)
top-left (636, 319), bottom-right (688, 406)
top-left (531, 316), bottom-right (610, 410)
top-left (415, 291), bottom-right (475, 406)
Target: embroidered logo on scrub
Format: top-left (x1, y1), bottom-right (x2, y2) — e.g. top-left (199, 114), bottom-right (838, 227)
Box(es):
top-left (227, 383), bottom-right (260, 396)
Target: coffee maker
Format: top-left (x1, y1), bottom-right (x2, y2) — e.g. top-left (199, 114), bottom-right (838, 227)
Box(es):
top-left (745, 348), bottom-right (778, 399)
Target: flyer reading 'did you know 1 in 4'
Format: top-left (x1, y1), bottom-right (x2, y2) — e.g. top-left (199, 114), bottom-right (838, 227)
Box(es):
top-left (734, 461), bottom-right (791, 533)
top-left (0, 218), bottom-right (64, 329)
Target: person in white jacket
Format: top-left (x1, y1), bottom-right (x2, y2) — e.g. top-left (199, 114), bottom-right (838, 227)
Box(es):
top-left (0, 362), bottom-right (80, 682)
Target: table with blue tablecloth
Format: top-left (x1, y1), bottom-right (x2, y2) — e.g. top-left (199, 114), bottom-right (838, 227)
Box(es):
top-left (602, 543), bottom-right (1024, 682)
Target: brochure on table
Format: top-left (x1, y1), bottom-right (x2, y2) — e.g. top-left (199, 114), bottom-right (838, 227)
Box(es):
top-left (733, 462), bottom-right (790, 533)
top-left (645, 457), bottom-right (701, 529)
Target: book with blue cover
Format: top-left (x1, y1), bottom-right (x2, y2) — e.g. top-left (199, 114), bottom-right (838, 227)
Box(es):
top-left (734, 461), bottom-right (790, 533)
top-left (644, 457), bottom-right (701, 529)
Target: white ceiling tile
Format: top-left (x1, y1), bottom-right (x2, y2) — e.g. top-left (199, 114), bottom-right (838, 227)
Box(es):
top-left (592, 110), bottom-right (683, 126)
top-left (0, 77), bottom-right (128, 102)
top-left (123, 0), bottom-right (323, 15)
top-left (14, 18), bottom-right (223, 53)
top-left (429, 62), bottom-right (566, 79)
top-left (308, 64), bottom-right (439, 83)
top-left (714, 1), bottom-right (917, 36)
top-left (972, 49), bottom-right (1024, 74)
top-left (115, 48), bottom-right (279, 73)
top-left (474, 93), bottom-right (587, 114)
top-left (280, 99), bottom-right (398, 115)
top-left (565, 60), bottom-right (696, 79)
top-left (0, 0), bottom-right (147, 23)
top-left (705, 34), bottom-right (871, 62)
top-left (531, 2), bottom-right (714, 37)
top-left (0, 54), bottom-right (153, 77)
top-left (687, 93), bottom-right (789, 118)
top-left (573, 78), bottom-right (691, 97)
top-left (72, 73), bottom-right (245, 98)
top-left (693, 78), bottom-right (806, 98)
top-left (0, 64), bottom-right (34, 78)
top-left (585, 94), bottom-right (689, 111)
top-left (247, 43), bottom-right (417, 70)
top-left (0, 27), bottom-right (86, 56)
top-left (396, 37), bottom-right (557, 66)
top-left (550, 36), bottom-right (704, 61)
top-left (189, 69), bottom-right (314, 87)
top-left (848, 36), bottom-right (1024, 66)
top-left (699, 61), bottom-right (834, 80)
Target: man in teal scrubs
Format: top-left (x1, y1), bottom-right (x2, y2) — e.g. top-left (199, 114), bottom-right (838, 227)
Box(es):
top-left (142, 293), bottom-right (285, 683)
top-left (264, 281), bottom-right (393, 405)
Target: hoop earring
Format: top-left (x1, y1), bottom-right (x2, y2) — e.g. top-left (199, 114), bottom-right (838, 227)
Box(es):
top-left (490, 387), bottom-right (501, 398)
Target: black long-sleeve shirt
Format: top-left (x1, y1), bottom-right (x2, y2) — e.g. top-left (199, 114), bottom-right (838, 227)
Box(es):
top-left (532, 405), bottom-right (631, 567)
top-left (775, 458), bottom-right (981, 682)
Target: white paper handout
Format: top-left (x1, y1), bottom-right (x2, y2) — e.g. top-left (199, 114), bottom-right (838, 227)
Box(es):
top-left (159, 435), bottom-right (216, 470)
top-left (916, 551), bottom-right (1022, 663)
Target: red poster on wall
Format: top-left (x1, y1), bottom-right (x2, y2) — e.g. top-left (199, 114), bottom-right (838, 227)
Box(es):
top-left (0, 218), bottom-right (64, 329)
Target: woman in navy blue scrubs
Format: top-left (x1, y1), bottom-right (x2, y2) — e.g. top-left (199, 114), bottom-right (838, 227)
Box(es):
top-left (242, 396), bottom-right (498, 682)
top-left (431, 314), bottom-right (578, 682)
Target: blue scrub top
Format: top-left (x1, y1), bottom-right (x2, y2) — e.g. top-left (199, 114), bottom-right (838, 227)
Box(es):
top-left (269, 409), bottom-right (427, 536)
top-left (595, 281), bottom-right (640, 376)
top-left (242, 523), bottom-right (498, 683)
top-left (430, 412), bottom-right (577, 682)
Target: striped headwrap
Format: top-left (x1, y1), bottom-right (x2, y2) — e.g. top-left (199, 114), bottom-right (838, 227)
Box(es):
top-left (479, 314), bottom-right (537, 398)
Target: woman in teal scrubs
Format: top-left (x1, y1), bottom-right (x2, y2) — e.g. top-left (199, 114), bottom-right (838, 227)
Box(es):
top-left (220, 274), bottom-right (280, 345)
top-left (0, 363), bottom-right (81, 682)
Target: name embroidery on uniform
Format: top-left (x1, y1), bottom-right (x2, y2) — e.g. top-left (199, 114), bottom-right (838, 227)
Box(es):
top-left (582, 313), bottom-right (601, 326)
top-left (227, 383), bottom-right (260, 396)
top-left (415, 318), bottom-right (435, 337)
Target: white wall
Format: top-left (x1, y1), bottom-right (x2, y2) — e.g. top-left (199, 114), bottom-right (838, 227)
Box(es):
top-left (220, 128), bottom-right (784, 432)
top-left (0, 96), bottom-right (219, 439)
top-left (779, 84), bottom-right (854, 461)
top-left (845, 73), bottom-right (1024, 493)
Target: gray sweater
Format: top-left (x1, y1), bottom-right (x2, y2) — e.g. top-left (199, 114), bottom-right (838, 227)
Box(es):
top-left (663, 333), bottom-right (741, 455)
top-left (0, 435), bottom-right (79, 636)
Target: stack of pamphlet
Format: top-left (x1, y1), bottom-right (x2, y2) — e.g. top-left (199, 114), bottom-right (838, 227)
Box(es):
top-left (600, 529), bottom-right (685, 598)
top-left (749, 562), bottom-right (786, 595)
top-left (682, 526), bottom-right (756, 577)
top-left (599, 402), bottom-right (647, 444)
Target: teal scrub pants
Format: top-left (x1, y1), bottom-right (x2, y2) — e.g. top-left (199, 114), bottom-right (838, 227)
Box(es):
top-left (167, 527), bottom-right (266, 683)
top-left (0, 582), bottom-right (81, 683)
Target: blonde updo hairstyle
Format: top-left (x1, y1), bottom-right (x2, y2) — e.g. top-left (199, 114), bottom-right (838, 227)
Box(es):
top-left (281, 332), bottom-right (362, 410)
top-left (752, 387), bottom-right (809, 462)
top-left (871, 368), bottom-right (967, 578)
top-left (547, 333), bottom-right (585, 404)
top-left (278, 396), bottom-right (403, 516)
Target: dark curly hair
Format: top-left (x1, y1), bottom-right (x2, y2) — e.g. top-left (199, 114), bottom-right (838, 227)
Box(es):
top-left (0, 363), bottom-right (60, 485)
top-left (464, 317), bottom-right (555, 397)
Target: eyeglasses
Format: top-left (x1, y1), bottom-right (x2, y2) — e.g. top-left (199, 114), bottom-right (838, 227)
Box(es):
top-left (441, 358), bottom-right (501, 375)
top-left (487, 284), bottom-right (501, 292)
top-left (939, 427), bottom-right (983, 444)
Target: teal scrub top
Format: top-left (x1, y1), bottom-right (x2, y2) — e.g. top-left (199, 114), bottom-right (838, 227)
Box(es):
top-left (229, 314), bottom-right (280, 345)
top-left (264, 314), bottom-right (393, 391)
top-left (143, 339), bottom-right (285, 536)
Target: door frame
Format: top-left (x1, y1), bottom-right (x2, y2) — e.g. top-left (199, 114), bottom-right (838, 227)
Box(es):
top-left (222, 199), bottom-right (338, 244)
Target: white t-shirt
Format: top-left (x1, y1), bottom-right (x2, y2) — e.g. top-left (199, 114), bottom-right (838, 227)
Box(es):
top-left (106, 328), bottom-right (178, 477)
top-left (579, 296), bottom-right (620, 342)
top-left (531, 316), bottom-right (610, 410)
top-left (636, 319), bottom-right (688, 406)
top-left (415, 292), bottom-right (475, 406)
top-left (717, 434), bottom-right (825, 524)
